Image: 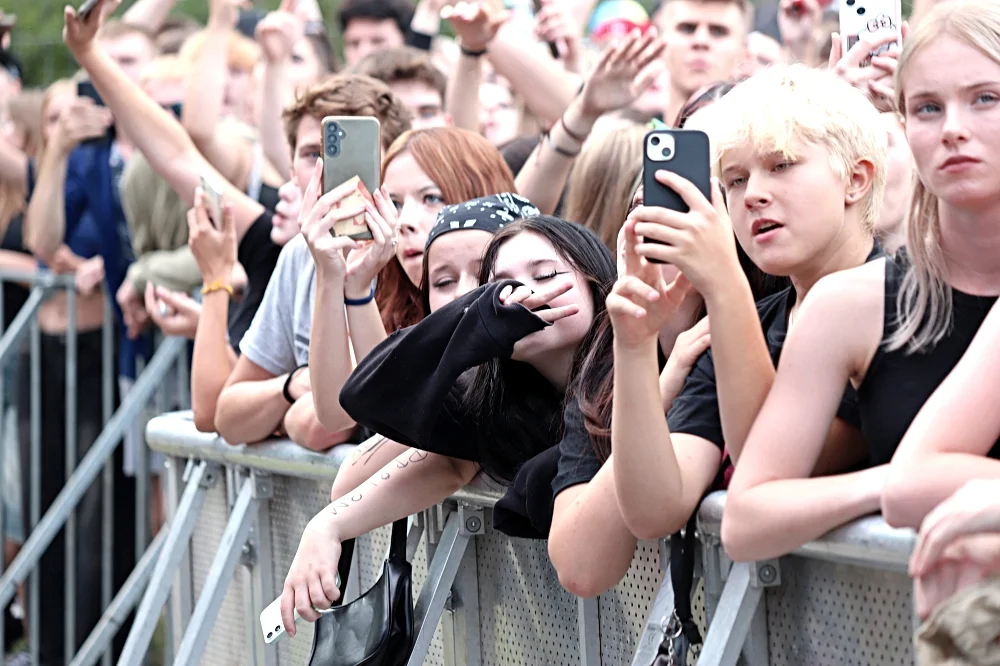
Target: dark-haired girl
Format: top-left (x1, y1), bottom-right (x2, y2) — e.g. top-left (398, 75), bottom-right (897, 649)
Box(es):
top-left (279, 215), bottom-right (616, 633)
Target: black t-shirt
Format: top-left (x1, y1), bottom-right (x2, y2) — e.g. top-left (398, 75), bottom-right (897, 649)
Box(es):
top-left (229, 211), bottom-right (281, 351)
top-left (551, 396), bottom-right (601, 497)
top-left (668, 243), bottom-right (886, 449)
top-left (860, 252), bottom-right (1000, 465)
top-left (258, 183), bottom-right (279, 213)
top-left (1, 215), bottom-right (30, 331)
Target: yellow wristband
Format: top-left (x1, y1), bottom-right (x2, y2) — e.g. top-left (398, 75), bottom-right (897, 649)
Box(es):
top-left (201, 280), bottom-right (234, 296)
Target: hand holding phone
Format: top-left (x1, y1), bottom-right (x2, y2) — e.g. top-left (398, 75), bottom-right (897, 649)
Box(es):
top-left (322, 116), bottom-right (380, 241)
top-left (260, 571), bottom-right (341, 645)
top-left (838, 0), bottom-right (901, 68)
top-left (77, 0), bottom-right (103, 22)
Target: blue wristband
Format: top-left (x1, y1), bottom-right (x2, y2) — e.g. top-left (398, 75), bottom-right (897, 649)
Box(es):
top-left (345, 284), bottom-right (376, 306)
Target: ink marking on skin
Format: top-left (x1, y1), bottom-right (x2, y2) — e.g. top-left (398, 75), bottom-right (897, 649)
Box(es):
top-left (350, 493), bottom-right (363, 502)
top-left (381, 472), bottom-right (391, 480)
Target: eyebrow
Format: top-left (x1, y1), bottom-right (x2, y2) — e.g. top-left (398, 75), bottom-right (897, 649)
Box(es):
top-left (908, 81), bottom-right (1000, 97)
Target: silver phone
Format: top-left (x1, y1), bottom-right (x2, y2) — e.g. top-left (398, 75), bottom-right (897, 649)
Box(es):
top-left (322, 116), bottom-right (381, 241)
top-left (200, 175), bottom-right (224, 229)
top-left (839, 0), bottom-right (901, 66)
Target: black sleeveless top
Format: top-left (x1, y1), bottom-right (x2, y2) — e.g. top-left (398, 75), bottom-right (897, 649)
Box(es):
top-left (858, 253), bottom-right (1000, 465)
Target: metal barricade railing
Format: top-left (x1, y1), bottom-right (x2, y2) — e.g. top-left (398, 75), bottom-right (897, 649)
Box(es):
top-left (145, 413), bottom-right (700, 666)
top-left (0, 268), bottom-right (190, 665)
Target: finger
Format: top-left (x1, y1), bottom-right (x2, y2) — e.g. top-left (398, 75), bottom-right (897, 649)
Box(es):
top-left (308, 575), bottom-right (333, 612)
top-left (319, 205), bottom-right (367, 236)
top-left (143, 283), bottom-right (160, 320)
top-left (868, 80), bottom-right (895, 106)
top-left (662, 272), bottom-right (694, 305)
top-left (635, 37), bottom-right (667, 72)
top-left (295, 582), bottom-right (319, 622)
top-left (633, 58), bottom-right (666, 97)
top-left (221, 201), bottom-right (236, 239)
top-left (901, 20), bottom-right (909, 41)
top-left (156, 287), bottom-right (199, 315)
top-left (534, 303), bottom-right (580, 323)
top-left (301, 158), bottom-right (323, 214)
top-left (828, 32), bottom-right (841, 69)
top-left (320, 571), bottom-right (341, 605)
top-left (870, 55), bottom-right (897, 75)
top-left (615, 275), bottom-right (661, 303)
top-left (634, 242), bottom-right (677, 265)
top-left (633, 220), bottom-right (685, 246)
top-left (606, 292), bottom-right (648, 320)
top-left (654, 170), bottom-right (716, 215)
top-left (501, 284), bottom-right (536, 306)
top-left (622, 219), bottom-right (643, 276)
top-left (280, 583), bottom-right (297, 636)
top-left (521, 279), bottom-right (574, 310)
top-left (499, 284), bottom-right (514, 301)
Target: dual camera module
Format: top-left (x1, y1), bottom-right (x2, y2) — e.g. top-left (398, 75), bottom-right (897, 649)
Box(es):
top-left (646, 134), bottom-right (676, 162)
top-left (326, 122), bottom-right (347, 157)
top-left (844, 0), bottom-right (866, 15)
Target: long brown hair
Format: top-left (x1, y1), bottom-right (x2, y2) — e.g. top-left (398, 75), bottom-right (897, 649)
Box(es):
top-left (375, 127), bottom-right (516, 331)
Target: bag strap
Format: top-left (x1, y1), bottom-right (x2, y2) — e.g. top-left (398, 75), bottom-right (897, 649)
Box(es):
top-left (668, 455), bottom-right (732, 647)
top-left (388, 518), bottom-right (409, 565)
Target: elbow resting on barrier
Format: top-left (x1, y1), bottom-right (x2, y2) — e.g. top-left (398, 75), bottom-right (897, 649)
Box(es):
top-left (880, 465), bottom-right (921, 530)
top-left (719, 497), bottom-right (761, 564)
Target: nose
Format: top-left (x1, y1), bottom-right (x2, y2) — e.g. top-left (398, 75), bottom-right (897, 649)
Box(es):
top-left (691, 25), bottom-right (711, 49)
top-left (398, 199), bottom-right (420, 236)
top-left (742, 172), bottom-right (771, 210)
top-left (457, 273), bottom-right (479, 299)
top-left (940, 104), bottom-right (971, 146)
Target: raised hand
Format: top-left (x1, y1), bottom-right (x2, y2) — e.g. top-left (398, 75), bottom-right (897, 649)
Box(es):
top-left (145, 283), bottom-right (201, 340)
top-left (188, 188), bottom-right (238, 286)
top-left (441, 0), bottom-right (509, 53)
top-left (829, 22), bottom-right (908, 112)
top-left (50, 97), bottom-right (113, 156)
top-left (533, 0), bottom-right (582, 71)
top-left (63, 0), bottom-right (121, 57)
top-left (580, 29), bottom-right (667, 117)
top-left (255, 0), bottom-right (305, 64)
top-left (209, 0), bottom-right (248, 29)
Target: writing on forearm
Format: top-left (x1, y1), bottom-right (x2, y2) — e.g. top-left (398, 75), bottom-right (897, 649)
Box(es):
top-left (328, 448), bottom-right (431, 516)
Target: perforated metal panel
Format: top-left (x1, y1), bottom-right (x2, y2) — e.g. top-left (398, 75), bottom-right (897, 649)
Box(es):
top-left (476, 522), bottom-right (581, 666)
top-left (766, 557), bottom-right (914, 666)
top-left (266, 475), bottom-right (333, 666)
top-left (598, 541), bottom-right (707, 665)
top-left (187, 478), bottom-right (252, 666)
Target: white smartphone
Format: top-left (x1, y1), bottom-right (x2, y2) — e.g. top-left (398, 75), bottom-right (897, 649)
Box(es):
top-left (839, 0), bottom-right (901, 67)
top-left (260, 572), bottom-right (341, 645)
top-left (199, 175), bottom-right (224, 229)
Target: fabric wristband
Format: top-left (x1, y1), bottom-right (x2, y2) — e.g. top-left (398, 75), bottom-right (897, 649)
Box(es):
top-left (283, 364), bottom-right (309, 404)
top-left (459, 43), bottom-right (488, 57)
top-left (345, 284), bottom-right (376, 306)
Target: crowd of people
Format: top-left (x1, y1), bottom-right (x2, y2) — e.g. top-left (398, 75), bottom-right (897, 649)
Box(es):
top-left (2, 0), bottom-right (1000, 661)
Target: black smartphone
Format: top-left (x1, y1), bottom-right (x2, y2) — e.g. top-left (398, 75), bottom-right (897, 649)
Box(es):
top-left (642, 129), bottom-right (712, 264)
top-left (77, 0), bottom-right (102, 22)
top-left (76, 80), bottom-right (115, 146)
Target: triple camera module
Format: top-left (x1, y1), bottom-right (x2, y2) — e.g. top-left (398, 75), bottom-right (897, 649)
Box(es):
top-left (326, 122), bottom-right (347, 157)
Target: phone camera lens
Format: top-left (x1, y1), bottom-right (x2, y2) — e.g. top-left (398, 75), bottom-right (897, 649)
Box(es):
top-left (650, 136), bottom-right (661, 146)
top-left (337, 130), bottom-right (346, 138)
top-left (846, 0), bottom-right (854, 5)
top-left (857, 6), bottom-right (865, 13)
top-left (327, 143), bottom-right (340, 157)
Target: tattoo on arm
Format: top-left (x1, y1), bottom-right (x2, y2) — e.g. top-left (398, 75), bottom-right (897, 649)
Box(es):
top-left (351, 436), bottom-right (391, 467)
top-left (329, 449), bottom-right (431, 515)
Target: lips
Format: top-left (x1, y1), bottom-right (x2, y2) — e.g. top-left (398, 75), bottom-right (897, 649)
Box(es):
top-left (402, 248), bottom-right (423, 260)
top-left (751, 218), bottom-right (784, 237)
top-left (939, 155), bottom-right (981, 171)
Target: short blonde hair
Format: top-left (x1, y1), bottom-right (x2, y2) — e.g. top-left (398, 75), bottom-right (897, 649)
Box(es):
top-left (689, 63), bottom-right (887, 230)
top-left (888, 0), bottom-right (1000, 353)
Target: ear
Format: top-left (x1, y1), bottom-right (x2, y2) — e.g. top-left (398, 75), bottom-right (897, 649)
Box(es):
top-left (845, 157), bottom-right (876, 207)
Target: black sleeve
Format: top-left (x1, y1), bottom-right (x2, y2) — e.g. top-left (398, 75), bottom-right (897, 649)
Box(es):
top-left (551, 397), bottom-right (603, 497)
top-left (835, 384), bottom-right (862, 430)
top-left (666, 349), bottom-right (726, 450)
top-left (229, 212), bottom-right (281, 351)
top-left (405, 29), bottom-right (434, 51)
top-left (340, 279), bottom-right (549, 455)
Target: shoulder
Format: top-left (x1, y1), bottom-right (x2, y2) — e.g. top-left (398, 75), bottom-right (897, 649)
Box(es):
top-left (274, 234), bottom-right (313, 272)
top-left (806, 258), bottom-right (887, 314)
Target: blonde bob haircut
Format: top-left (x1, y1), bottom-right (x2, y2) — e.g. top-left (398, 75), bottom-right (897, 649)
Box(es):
top-left (687, 63), bottom-right (887, 233)
top-left (888, 0), bottom-right (1000, 354)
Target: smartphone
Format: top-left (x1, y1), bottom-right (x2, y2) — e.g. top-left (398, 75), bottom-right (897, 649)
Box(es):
top-left (77, 0), bottom-right (102, 21)
top-left (642, 129), bottom-right (712, 264)
top-left (322, 116), bottom-right (380, 241)
top-left (259, 572), bottom-right (342, 645)
top-left (76, 80), bottom-right (114, 146)
top-left (839, 0), bottom-right (901, 67)
top-left (200, 175), bottom-right (224, 229)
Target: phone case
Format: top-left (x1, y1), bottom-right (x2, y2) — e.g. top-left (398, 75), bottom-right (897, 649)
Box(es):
top-left (839, 0), bottom-right (901, 66)
top-left (260, 597), bottom-right (293, 645)
top-left (200, 175), bottom-right (224, 228)
top-left (642, 130), bottom-right (712, 265)
top-left (322, 116), bottom-right (380, 241)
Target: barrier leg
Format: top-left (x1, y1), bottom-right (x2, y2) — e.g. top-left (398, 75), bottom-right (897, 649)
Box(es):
top-left (405, 507), bottom-right (476, 666)
top-left (697, 561), bottom-right (774, 666)
top-left (630, 564), bottom-right (676, 666)
top-left (69, 529), bottom-right (166, 666)
top-left (117, 460), bottom-right (220, 665)
top-left (171, 473), bottom-right (268, 666)
top-left (243, 472), bottom-right (276, 666)
top-left (578, 596), bottom-right (601, 666)
top-left (441, 532), bottom-right (480, 666)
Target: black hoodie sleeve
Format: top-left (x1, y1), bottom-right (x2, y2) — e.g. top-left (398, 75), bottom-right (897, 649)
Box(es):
top-left (339, 279), bottom-right (549, 458)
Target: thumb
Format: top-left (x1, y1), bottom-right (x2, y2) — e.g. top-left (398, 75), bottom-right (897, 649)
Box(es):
top-left (710, 178), bottom-right (728, 215)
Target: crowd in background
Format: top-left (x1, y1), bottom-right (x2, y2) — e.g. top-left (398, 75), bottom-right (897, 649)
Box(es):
top-left (3, 0), bottom-right (1000, 662)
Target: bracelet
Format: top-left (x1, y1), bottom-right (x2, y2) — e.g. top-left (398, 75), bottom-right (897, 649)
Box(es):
top-left (459, 43), bottom-right (488, 57)
top-left (345, 284), bottom-right (376, 306)
top-left (559, 115), bottom-right (588, 144)
top-left (201, 280), bottom-right (233, 296)
top-left (546, 132), bottom-right (580, 158)
top-left (283, 364), bottom-right (309, 404)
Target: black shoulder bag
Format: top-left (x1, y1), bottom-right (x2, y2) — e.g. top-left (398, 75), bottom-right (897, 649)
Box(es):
top-left (308, 519), bottom-right (415, 666)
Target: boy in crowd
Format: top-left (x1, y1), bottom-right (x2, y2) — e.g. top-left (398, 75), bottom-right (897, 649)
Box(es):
top-left (353, 46), bottom-right (449, 130)
top-left (338, 0), bottom-right (414, 66)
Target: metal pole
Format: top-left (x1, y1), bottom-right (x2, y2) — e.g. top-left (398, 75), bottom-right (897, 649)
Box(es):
top-left (28, 305), bottom-right (40, 666)
top-left (66, 283), bottom-right (78, 664)
top-left (0, 336), bottom-right (186, 612)
top-left (0, 279), bottom-right (6, 663)
top-left (0, 289), bottom-right (46, 372)
top-left (68, 529), bottom-right (167, 666)
top-left (100, 293), bottom-right (114, 666)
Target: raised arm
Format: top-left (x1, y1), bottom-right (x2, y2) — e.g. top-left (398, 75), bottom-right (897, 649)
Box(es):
top-left (62, 0), bottom-right (265, 240)
top-left (883, 298), bottom-right (1000, 529)
top-left (441, 2), bottom-right (499, 131)
top-left (280, 447), bottom-right (479, 633)
top-left (180, 0), bottom-right (256, 190)
top-left (122, 0), bottom-right (177, 34)
top-left (722, 267), bottom-right (887, 562)
top-left (254, 0), bottom-right (305, 179)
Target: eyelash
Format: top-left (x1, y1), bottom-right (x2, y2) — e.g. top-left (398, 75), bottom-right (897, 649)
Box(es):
top-left (535, 270), bottom-right (568, 281)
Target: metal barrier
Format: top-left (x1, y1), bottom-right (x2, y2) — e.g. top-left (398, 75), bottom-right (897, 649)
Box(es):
top-left (146, 411), bottom-right (924, 666)
top-left (146, 412), bottom-right (703, 666)
top-left (0, 269), bottom-right (190, 665)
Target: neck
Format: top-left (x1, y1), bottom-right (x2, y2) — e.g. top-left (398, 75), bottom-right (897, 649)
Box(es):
top-left (665, 83), bottom-right (692, 127)
top-left (790, 223), bottom-right (873, 312)
top-left (877, 223), bottom-right (906, 256)
top-left (938, 200), bottom-right (1000, 294)
top-left (531, 347), bottom-right (576, 393)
